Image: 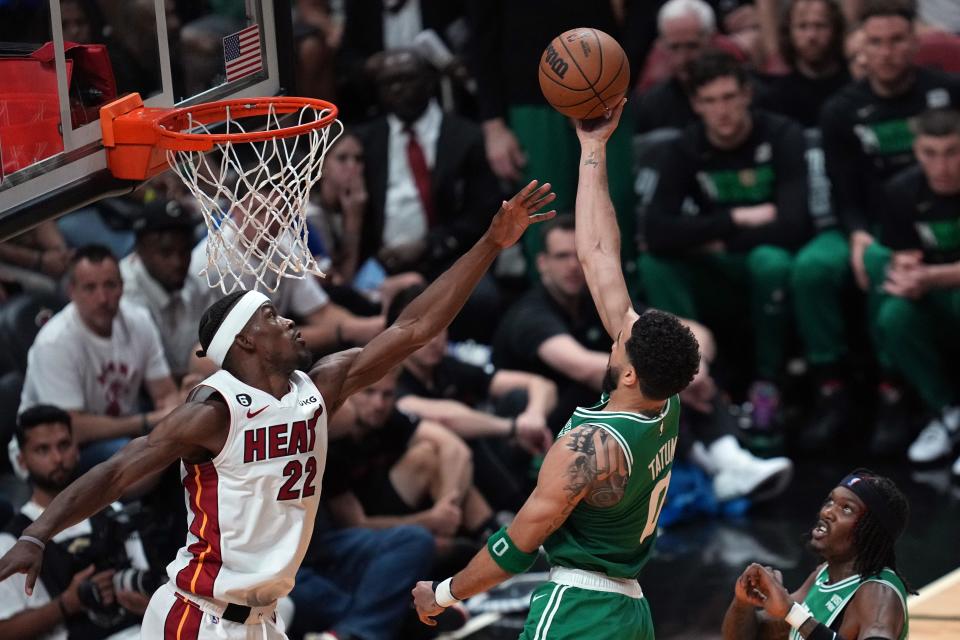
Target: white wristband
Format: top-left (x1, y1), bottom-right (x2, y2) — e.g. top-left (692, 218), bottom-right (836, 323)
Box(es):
top-left (434, 577), bottom-right (460, 608)
top-left (785, 602), bottom-right (812, 629)
top-left (18, 535), bottom-right (45, 551)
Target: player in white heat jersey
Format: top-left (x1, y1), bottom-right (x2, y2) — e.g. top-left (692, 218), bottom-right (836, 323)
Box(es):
top-left (0, 180), bottom-right (556, 639)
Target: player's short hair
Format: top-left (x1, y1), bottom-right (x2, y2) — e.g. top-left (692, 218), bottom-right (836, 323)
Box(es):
top-left (198, 291), bottom-right (247, 356)
top-left (912, 108), bottom-right (960, 137)
top-left (683, 50), bottom-right (749, 96)
top-left (67, 243), bottom-right (118, 282)
top-left (626, 309), bottom-right (700, 401)
top-left (385, 284), bottom-right (426, 327)
top-left (539, 213), bottom-right (575, 249)
top-left (16, 405), bottom-right (72, 448)
top-left (860, 0), bottom-right (916, 23)
top-left (657, 0), bottom-right (716, 35)
top-left (779, 0), bottom-right (846, 69)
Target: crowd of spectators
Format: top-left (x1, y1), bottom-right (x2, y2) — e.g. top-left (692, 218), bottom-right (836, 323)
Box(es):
top-left (1, 0), bottom-right (959, 638)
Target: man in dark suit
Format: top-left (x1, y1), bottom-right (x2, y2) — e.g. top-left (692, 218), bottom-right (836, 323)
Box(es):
top-left (357, 48), bottom-right (503, 339)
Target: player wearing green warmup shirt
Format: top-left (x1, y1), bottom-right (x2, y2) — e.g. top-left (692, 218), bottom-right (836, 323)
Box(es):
top-left (793, 0), bottom-right (960, 453)
top-left (411, 100), bottom-right (701, 639)
top-left (867, 108), bottom-right (960, 473)
top-left (639, 50), bottom-right (812, 434)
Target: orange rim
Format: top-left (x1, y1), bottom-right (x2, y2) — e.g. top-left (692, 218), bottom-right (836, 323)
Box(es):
top-left (154, 97), bottom-right (338, 151)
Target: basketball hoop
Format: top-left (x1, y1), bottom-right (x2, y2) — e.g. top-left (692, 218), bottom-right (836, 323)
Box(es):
top-left (100, 93), bottom-right (341, 294)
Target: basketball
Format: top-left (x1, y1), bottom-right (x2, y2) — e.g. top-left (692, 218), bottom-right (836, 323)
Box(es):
top-left (538, 28), bottom-right (630, 120)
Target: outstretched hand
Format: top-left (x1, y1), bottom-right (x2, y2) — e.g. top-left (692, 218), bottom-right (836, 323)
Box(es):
top-left (485, 180), bottom-right (557, 249)
top-left (575, 98), bottom-right (627, 144)
top-left (0, 539), bottom-right (45, 595)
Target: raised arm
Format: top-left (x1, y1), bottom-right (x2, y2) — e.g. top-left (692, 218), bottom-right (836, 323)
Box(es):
top-left (0, 401), bottom-right (228, 594)
top-left (412, 423), bottom-right (629, 625)
top-left (312, 181), bottom-right (556, 412)
top-left (574, 100), bottom-right (638, 340)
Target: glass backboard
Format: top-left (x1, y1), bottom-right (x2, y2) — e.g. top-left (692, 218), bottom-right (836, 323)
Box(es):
top-left (0, 0), bottom-right (293, 241)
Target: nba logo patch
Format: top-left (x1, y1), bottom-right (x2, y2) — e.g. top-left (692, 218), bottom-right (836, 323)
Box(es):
top-left (209, 614), bottom-right (220, 624)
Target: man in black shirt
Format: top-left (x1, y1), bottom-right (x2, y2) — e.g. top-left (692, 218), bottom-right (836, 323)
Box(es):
top-left (868, 109), bottom-right (960, 474)
top-left (324, 369), bottom-right (497, 543)
top-left (754, 0), bottom-right (850, 128)
top-left (792, 0), bottom-right (960, 451)
top-left (640, 51), bottom-right (811, 432)
top-left (386, 285), bottom-right (555, 510)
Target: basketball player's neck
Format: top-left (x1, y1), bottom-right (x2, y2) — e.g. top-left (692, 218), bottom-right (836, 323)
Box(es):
top-left (825, 555), bottom-right (857, 583)
top-left (230, 360), bottom-right (291, 400)
top-left (605, 387), bottom-right (665, 417)
top-left (31, 487), bottom-right (57, 509)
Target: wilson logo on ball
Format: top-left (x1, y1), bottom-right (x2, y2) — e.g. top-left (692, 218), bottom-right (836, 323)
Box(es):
top-left (543, 44), bottom-right (569, 79)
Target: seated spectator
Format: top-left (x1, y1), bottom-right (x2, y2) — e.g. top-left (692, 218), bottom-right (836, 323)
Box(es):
top-left (386, 284), bottom-right (555, 510)
top-left (494, 215), bottom-right (792, 502)
top-left (120, 198), bottom-right (215, 381)
top-left (635, 0), bottom-right (748, 101)
top-left (844, 25), bottom-right (869, 80)
top-left (754, 0), bottom-right (850, 127)
top-left (324, 368), bottom-right (500, 546)
top-left (305, 128), bottom-right (425, 308)
top-left (640, 51), bottom-right (811, 432)
top-left (357, 47), bottom-right (502, 339)
top-left (0, 405), bottom-right (156, 638)
top-left (0, 221), bottom-right (71, 297)
top-left (635, 0), bottom-right (719, 134)
top-left (19, 245), bottom-right (179, 469)
top-left (289, 510), bottom-right (437, 640)
top-left (796, 0), bottom-right (960, 452)
top-left (868, 109), bottom-right (960, 473)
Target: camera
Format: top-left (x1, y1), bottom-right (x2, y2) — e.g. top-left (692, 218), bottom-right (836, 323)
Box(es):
top-left (74, 503), bottom-right (165, 628)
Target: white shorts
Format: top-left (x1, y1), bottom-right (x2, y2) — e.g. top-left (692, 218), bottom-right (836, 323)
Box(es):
top-left (141, 583), bottom-right (287, 639)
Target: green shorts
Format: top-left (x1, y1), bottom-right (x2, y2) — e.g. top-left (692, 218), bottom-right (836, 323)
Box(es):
top-left (519, 580), bottom-right (654, 639)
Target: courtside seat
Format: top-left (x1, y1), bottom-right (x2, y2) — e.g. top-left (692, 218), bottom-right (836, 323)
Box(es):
top-left (0, 291), bottom-right (65, 374)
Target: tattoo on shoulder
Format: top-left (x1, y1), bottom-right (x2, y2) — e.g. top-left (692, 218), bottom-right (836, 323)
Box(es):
top-left (583, 151), bottom-right (599, 167)
top-left (564, 425), bottom-right (628, 509)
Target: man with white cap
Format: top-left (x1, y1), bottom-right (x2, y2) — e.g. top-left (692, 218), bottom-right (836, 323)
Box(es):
top-left (0, 180), bottom-right (556, 640)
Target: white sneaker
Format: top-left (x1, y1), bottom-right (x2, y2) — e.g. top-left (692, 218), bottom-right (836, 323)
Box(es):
top-left (907, 408), bottom-right (959, 463)
top-left (708, 435), bottom-right (794, 502)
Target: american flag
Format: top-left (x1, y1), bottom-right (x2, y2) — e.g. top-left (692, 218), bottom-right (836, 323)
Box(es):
top-left (223, 25), bottom-right (262, 82)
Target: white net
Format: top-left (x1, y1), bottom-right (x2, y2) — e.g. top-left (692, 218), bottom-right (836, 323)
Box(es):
top-left (165, 102), bottom-right (342, 293)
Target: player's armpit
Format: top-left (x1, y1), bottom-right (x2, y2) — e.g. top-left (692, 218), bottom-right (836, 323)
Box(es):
top-left (307, 348), bottom-right (363, 413)
top-left (506, 425), bottom-right (629, 553)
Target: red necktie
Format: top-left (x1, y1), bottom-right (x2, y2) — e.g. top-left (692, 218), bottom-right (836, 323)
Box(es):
top-left (405, 126), bottom-right (436, 226)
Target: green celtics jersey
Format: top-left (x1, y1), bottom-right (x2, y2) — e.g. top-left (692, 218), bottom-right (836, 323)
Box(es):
top-left (543, 393), bottom-right (680, 579)
top-left (789, 565), bottom-right (909, 640)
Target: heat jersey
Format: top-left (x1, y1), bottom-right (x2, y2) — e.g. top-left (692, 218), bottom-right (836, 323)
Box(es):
top-left (166, 369), bottom-right (327, 606)
top-left (544, 393), bottom-right (680, 578)
top-left (789, 565), bottom-right (909, 640)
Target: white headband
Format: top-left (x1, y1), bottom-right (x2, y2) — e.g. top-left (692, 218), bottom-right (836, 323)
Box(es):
top-left (205, 291), bottom-right (270, 366)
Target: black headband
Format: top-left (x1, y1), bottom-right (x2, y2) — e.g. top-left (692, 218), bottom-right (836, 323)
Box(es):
top-left (839, 472), bottom-right (903, 540)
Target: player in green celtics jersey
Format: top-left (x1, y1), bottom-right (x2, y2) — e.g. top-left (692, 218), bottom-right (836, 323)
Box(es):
top-left (722, 469), bottom-right (913, 640)
top-left (412, 99), bottom-right (701, 638)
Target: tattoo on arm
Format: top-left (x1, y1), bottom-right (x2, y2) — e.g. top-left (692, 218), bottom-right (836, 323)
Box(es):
top-left (564, 425), bottom-right (628, 509)
top-left (583, 151), bottom-right (599, 167)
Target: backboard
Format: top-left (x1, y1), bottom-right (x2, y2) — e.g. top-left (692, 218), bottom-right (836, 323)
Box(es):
top-left (0, 0), bottom-right (294, 241)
